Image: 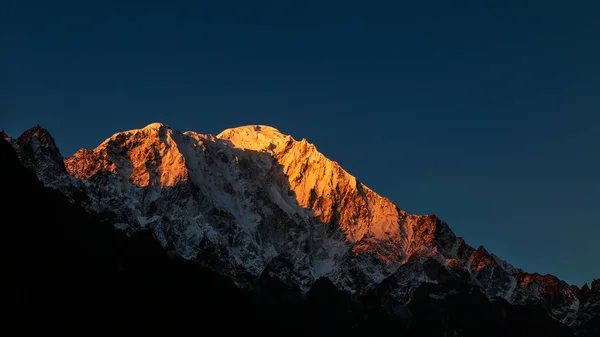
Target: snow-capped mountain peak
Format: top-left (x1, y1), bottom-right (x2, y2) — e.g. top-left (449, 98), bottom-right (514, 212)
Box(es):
top-left (216, 125), bottom-right (290, 152)
top-left (7, 123), bottom-right (599, 329)
top-left (67, 122), bottom-right (188, 187)
top-left (143, 122), bottom-right (170, 130)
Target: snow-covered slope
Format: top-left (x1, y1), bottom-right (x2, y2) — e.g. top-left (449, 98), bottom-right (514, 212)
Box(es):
top-left (7, 123), bottom-right (599, 327)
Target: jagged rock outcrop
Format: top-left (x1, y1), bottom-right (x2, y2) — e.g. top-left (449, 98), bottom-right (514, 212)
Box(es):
top-left (7, 122), bottom-right (599, 331)
top-left (7, 125), bottom-right (73, 188)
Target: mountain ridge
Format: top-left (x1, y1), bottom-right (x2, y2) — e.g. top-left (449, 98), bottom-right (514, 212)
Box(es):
top-left (6, 122), bottom-right (599, 331)
top-left (3, 132), bottom-right (586, 337)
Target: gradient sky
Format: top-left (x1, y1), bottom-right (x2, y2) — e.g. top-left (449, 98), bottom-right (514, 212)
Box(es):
top-left (2, 0), bottom-right (599, 286)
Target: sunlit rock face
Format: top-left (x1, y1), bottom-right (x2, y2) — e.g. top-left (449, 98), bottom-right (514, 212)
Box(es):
top-left (9, 122), bottom-right (599, 328)
top-left (66, 123), bottom-right (188, 187)
top-left (218, 125), bottom-right (445, 263)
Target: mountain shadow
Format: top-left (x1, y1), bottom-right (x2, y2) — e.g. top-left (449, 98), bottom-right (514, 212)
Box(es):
top-left (1, 133), bottom-right (589, 337)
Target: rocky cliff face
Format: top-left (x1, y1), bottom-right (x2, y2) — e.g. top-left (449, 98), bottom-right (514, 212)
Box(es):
top-left (8, 122), bottom-right (599, 329)
top-left (5, 126), bottom-right (73, 187)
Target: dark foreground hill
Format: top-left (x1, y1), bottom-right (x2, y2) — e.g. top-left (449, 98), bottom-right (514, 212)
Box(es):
top-left (2, 132), bottom-right (596, 336)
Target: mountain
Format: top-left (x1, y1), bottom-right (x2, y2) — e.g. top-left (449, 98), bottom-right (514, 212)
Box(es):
top-left (4, 123), bottom-right (599, 336)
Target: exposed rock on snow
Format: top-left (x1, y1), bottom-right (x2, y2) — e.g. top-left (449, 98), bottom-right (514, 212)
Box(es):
top-left (9, 122), bottom-right (599, 328)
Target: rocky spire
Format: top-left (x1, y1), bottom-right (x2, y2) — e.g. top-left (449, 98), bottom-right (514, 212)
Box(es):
top-left (12, 125), bottom-right (68, 187)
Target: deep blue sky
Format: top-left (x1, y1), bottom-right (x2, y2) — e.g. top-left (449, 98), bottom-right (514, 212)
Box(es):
top-left (2, 0), bottom-right (599, 286)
